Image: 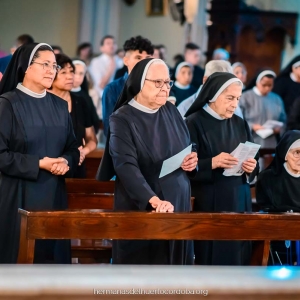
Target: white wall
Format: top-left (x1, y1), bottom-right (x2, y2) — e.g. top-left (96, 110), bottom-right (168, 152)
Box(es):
top-left (246, 0), bottom-right (300, 68)
top-left (0, 0), bottom-right (80, 57)
top-left (118, 0), bottom-right (186, 66)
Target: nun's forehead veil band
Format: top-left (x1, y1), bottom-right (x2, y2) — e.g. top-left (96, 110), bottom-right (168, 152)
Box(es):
top-left (209, 78), bottom-right (242, 103)
top-left (285, 139), bottom-right (300, 160)
top-left (256, 70), bottom-right (276, 84)
top-left (28, 43), bottom-right (53, 67)
top-left (140, 59), bottom-right (169, 89)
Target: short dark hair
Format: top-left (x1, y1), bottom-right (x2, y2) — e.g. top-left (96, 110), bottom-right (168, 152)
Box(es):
top-left (100, 35), bottom-right (115, 46)
top-left (185, 43), bottom-right (200, 51)
top-left (76, 42), bottom-right (92, 56)
top-left (51, 45), bottom-right (63, 53)
top-left (54, 53), bottom-right (75, 79)
top-left (30, 45), bottom-right (54, 64)
top-left (123, 36), bottom-right (154, 55)
top-left (17, 34), bottom-right (34, 45)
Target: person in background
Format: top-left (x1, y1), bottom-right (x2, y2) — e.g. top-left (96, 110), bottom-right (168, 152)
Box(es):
top-left (212, 48), bottom-right (230, 61)
top-left (72, 59), bottom-right (100, 134)
top-left (89, 35), bottom-right (122, 119)
top-left (0, 34), bottom-right (34, 75)
top-left (51, 45), bottom-right (63, 55)
top-left (102, 35), bottom-right (154, 136)
top-left (240, 70), bottom-right (286, 148)
top-left (152, 45), bottom-right (162, 59)
top-left (171, 62), bottom-right (196, 106)
top-left (50, 54), bottom-right (97, 178)
top-left (0, 43), bottom-right (79, 263)
top-left (273, 55), bottom-right (300, 117)
top-left (172, 43), bottom-right (204, 90)
top-left (76, 42), bottom-right (93, 65)
top-left (232, 62), bottom-right (247, 89)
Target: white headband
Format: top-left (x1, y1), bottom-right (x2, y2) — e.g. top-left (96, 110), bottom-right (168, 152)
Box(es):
top-left (209, 78), bottom-right (242, 103)
top-left (292, 61), bottom-right (300, 68)
top-left (285, 139), bottom-right (300, 160)
top-left (140, 59), bottom-right (167, 89)
top-left (256, 70), bottom-right (276, 84)
top-left (28, 43), bottom-right (52, 67)
top-left (175, 62), bottom-right (193, 78)
top-left (72, 60), bottom-right (87, 72)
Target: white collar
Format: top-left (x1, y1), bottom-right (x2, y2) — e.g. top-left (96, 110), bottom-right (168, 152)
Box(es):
top-left (16, 83), bottom-right (46, 98)
top-left (203, 103), bottom-right (225, 120)
top-left (253, 86), bottom-right (263, 96)
top-left (128, 99), bottom-right (159, 114)
top-left (284, 163), bottom-right (300, 178)
top-left (290, 72), bottom-right (298, 82)
top-left (71, 86), bottom-right (81, 92)
top-left (174, 81), bottom-right (190, 90)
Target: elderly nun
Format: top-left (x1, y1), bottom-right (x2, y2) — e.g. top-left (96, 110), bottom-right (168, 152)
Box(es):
top-left (256, 130), bottom-right (300, 211)
top-left (97, 58), bottom-right (198, 265)
top-left (185, 72), bottom-right (259, 265)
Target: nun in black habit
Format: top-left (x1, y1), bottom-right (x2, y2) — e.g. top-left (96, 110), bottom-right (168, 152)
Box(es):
top-left (256, 130), bottom-right (300, 212)
top-left (273, 55), bottom-right (300, 116)
top-left (0, 43), bottom-right (80, 263)
top-left (185, 72), bottom-right (259, 265)
top-left (97, 58), bottom-right (198, 265)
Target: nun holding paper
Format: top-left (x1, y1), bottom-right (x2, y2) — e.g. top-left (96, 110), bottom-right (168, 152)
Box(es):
top-left (185, 72), bottom-right (259, 266)
top-left (97, 58), bottom-right (197, 265)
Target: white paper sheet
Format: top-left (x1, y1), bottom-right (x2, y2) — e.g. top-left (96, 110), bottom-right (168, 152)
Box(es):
top-left (256, 128), bottom-right (274, 139)
top-left (262, 120), bottom-right (284, 129)
top-left (159, 144), bottom-right (192, 178)
top-left (223, 141), bottom-right (260, 176)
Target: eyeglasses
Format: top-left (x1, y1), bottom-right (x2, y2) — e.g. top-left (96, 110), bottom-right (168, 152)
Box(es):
top-left (145, 78), bottom-right (174, 89)
top-left (289, 149), bottom-right (300, 158)
top-left (31, 62), bottom-right (61, 72)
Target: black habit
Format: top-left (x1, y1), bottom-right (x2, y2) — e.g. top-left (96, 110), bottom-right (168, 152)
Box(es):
top-left (69, 92), bottom-right (93, 178)
top-left (97, 58), bottom-right (195, 265)
top-left (185, 72), bottom-right (259, 265)
top-left (273, 55), bottom-right (300, 116)
top-left (256, 130), bottom-right (300, 212)
top-left (0, 43), bottom-right (79, 263)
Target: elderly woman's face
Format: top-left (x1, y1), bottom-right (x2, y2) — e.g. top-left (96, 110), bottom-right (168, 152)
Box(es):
top-left (140, 63), bottom-right (170, 109)
top-left (210, 83), bottom-right (242, 119)
top-left (286, 147), bottom-right (300, 173)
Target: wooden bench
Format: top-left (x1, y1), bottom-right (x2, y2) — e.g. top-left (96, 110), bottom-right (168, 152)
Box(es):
top-left (17, 210), bottom-right (300, 265)
top-left (85, 149), bottom-right (104, 179)
top-left (66, 180), bottom-right (115, 262)
top-left (66, 179), bottom-right (114, 194)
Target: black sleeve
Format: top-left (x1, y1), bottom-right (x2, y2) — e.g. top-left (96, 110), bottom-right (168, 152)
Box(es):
top-left (185, 118), bottom-right (213, 182)
top-left (109, 114), bottom-right (156, 210)
top-left (287, 97), bottom-right (300, 130)
top-left (244, 119), bottom-right (260, 182)
top-left (61, 112), bottom-right (80, 177)
top-left (82, 98), bottom-right (93, 128)
top-left (0, 98), bottom-right (39, 180)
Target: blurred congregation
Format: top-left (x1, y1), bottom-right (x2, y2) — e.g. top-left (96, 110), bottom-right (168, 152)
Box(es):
top-left (0, 0), bottom-right (300, 268)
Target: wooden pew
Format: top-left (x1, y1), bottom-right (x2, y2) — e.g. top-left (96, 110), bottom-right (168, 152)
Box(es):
top-left (66, 180), bottom-right (114, 262)
top-left (66, 179), bottom-right (114, 194)
top-left (18, 210), bottom-right (300, 265)
top-left (85, 148), bottom-right (104, 179)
